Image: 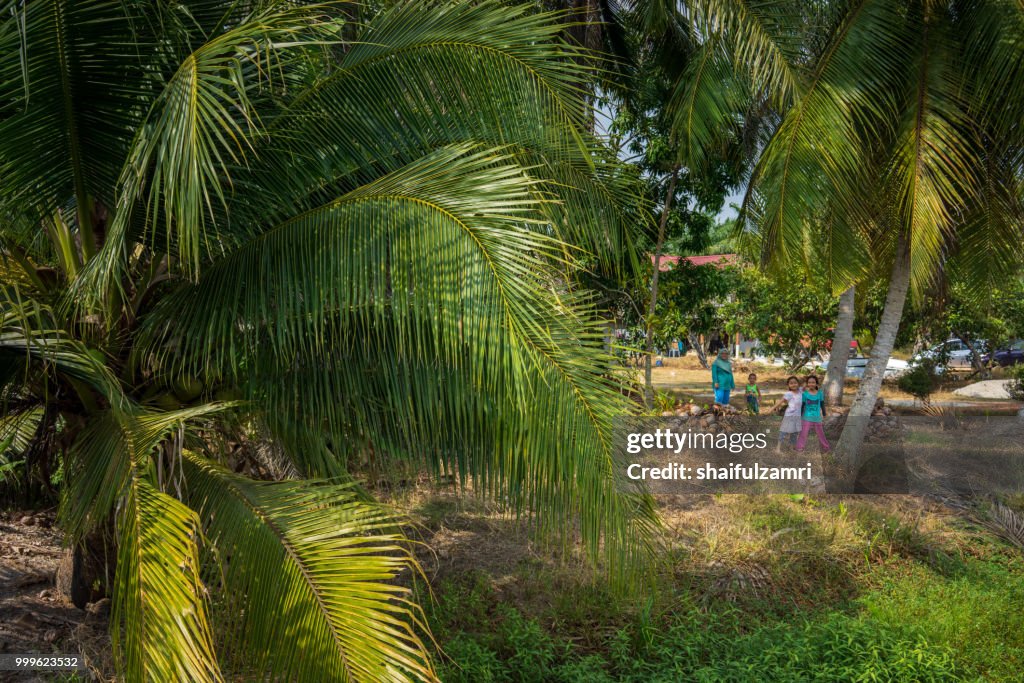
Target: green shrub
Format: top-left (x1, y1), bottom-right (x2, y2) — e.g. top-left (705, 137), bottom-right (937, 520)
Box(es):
top-left (654, 390), bottom-right (677, 413)
top-left (898, 359), bottom-right (941, 403)
top-left (1007, 364), bottom-right (1024, 402)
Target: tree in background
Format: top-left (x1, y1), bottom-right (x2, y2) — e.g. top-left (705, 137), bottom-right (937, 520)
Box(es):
top-left (0, 2), bottom-right (655, 679)
top-left (724, 266), bottom-right (838, 372)
top-left (663, 0), bottom-right (1024, 473)
top-left (602, 5), bottom-right (744, 402)
top-left (902, 274), bottom-right (1024, 376)
top-left (650, 260), bottom-right (736, 368)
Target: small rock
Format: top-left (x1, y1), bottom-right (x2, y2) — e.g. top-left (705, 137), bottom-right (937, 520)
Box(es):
top-left (20, 515), bottom-right (35, 526)
top-left (689, 405), bottom-right (702, 416)
top-left (86, 598), bottom-right (111, 618)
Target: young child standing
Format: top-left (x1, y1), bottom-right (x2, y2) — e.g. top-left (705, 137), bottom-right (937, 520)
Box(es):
top-left (775, 376), bottom-right (802, 451)
top-left (745, 373), bottom-right (761, 414)
top-left (796, 375), bottom-right (830, 452)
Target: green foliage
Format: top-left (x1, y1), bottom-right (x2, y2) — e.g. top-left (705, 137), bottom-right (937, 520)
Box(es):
top-left (425, 498), bottom-right (1024, 682)
top-left (898, 360), bottom-right (941, 404)
top-left (0, 1), bottom-right (654, 679)
top-left (1007, 364), bottom-right (1024, 402)
top-left (724, 266), bottom-right (838, 368)
top-left (863, 560), bottom-right (1024, 680)
top-left (653, 390), bottom-right (677, 413)
top-left (900, 275), bottom-right (1024, 355)
top-left (436, 603), bottom-right (962, 683)
top-left (650, 260), bottom-right (736, 350)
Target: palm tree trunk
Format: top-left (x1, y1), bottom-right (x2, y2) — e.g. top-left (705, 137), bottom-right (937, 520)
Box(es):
top-left (834, 236), bottom-right (911, 473)
top-left (644, 168), bottom-right (679, 406)
top-left (824, 286), bottom-right (855, 406)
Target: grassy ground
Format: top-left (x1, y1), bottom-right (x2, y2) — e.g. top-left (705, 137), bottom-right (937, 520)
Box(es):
top-left (398, 489), bottom-right (1024, 682)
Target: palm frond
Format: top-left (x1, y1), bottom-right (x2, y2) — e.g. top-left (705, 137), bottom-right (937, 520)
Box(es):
top-left (685, 0), bottom-right (803, 106)
top-left (60, 403), bottom-right (237, 540)
top-left (182, 453), bottom-right (436, 682)
top-left (668, 38), bottom-right (745, 170)
top-left (885, 7), bottom-right (978, 292)
top-left (112, 476), bottom-right (222, 682)
top-left (74, 2), bottom-right (340, 304)
top-left (0, 288), bottom-right (124, 403)
top-left (143, 143), bottom-right (656, 573)
top-left (744, 0), bottom-right (909, 283)
top-left (231, 1), bottom-right (632, 268)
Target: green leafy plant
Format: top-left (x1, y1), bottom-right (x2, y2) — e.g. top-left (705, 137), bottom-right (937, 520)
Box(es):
top-left (898, 359), bottom-right (942, 405)
top-left (653, 390), bottom-right (677, 413)
top-left (1007, 364), bottom-right (1024, 402)
top-left (0, 1), bottom-right (655, 679)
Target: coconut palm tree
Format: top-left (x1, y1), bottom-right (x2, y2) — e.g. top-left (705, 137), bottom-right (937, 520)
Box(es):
top-left (0, 1), bottom-right (655, 679)
top-left (663, 0), bottom-right (1024, 471)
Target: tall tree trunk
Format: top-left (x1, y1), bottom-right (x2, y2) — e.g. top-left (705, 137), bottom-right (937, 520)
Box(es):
top-left (953, 331), bottom-right (989, 379)
top-left (687, 332), bottom-right (709, 369)
top-left (644, 168), bottom-right (679, 406)
top-left (824, 286), bottom-right (856, 406)
top-left (835, 237), bottom-right (911, 473)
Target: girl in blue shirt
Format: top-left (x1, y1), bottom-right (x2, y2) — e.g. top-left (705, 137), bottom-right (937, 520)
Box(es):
top-left (795, 375), bottom-right (830, 452)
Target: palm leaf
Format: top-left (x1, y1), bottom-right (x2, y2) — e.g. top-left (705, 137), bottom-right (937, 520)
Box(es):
top-left (143, 143), bottom-right (657, 573)
top-left (885, 6), bottom-right (978, 292)
top-left (112, 476), bottom-right (222, 682)
top-left (182, 452), bottom-right (436, 682)
top-left (60, 403), bottom-right (238, 541)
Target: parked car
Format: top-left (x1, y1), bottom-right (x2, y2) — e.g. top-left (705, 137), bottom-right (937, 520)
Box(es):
top-left (911, 338), bottom-right (988, 370)
top-left (819, 355), bottom-right (909, 379)
top-left (982, 339), bottom-right (1024, 367)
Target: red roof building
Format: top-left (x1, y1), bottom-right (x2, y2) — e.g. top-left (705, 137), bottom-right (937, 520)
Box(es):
top-left (651, 254), bottom-right (738, 271)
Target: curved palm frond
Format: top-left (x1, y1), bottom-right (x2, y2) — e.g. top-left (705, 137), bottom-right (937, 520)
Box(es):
top-left (60, 403), bottom-right (237, 540)
top-left (182, 453), bottom-right (434, 683)
top-left (685, 0), bottom-right (803, 106)
top-left (742, 0), bottom-right (908, 285)
top-left (668, 37), bottom-right (745, 171)
top-left (144, 143), bottom-right (656, 571)
top-left (113, 476), bottom-right (221, 682)
top-left (885, 6), bottom-right (979, 292)
top-left (233, 1), bottom-right (634, 269)
top-left (0, 289), bottom-right (124, 403)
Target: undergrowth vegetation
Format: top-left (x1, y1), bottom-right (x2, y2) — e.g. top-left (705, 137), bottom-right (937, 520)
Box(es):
top-left (415, 494), bottom-right (1024, 682)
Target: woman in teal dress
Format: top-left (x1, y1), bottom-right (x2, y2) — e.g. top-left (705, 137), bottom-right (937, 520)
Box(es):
top-left (711, 348), bottom-right (734, 406)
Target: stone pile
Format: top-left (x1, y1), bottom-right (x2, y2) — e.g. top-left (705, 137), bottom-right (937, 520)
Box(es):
top-left (820, 398), bottom-right (902, 442)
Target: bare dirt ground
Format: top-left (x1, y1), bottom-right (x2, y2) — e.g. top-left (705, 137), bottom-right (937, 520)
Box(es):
top-left (0, 511), bottom-right (107, 682)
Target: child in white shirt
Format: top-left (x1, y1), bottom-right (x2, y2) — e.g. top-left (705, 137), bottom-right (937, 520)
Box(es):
top-left (775, 375), bottom-right (802, 452)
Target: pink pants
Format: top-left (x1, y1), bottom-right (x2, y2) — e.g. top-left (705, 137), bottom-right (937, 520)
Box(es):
top-left (796, 420), bottom-right (829, 451)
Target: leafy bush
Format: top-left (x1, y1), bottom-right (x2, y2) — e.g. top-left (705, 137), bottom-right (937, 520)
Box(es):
top-left (898, 359), bottom-right (941, 403)
top-left (1007, 364), bottom-right (1024, 402)
top-left (654, 390), bottom-right (677, 413)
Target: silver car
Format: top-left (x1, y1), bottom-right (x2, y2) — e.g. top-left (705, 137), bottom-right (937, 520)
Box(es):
top-left (911, 338), bottom-right (987, 370)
